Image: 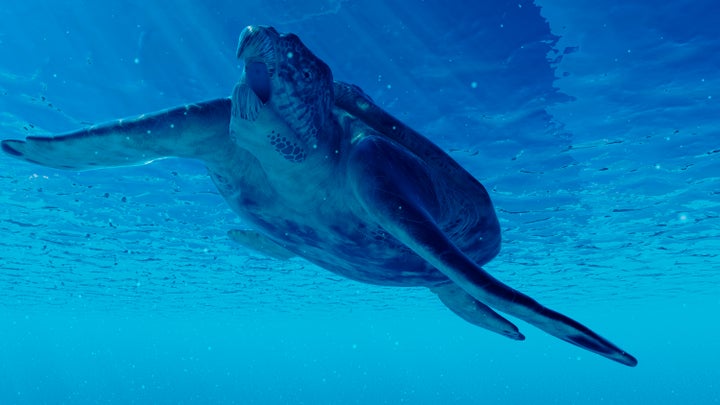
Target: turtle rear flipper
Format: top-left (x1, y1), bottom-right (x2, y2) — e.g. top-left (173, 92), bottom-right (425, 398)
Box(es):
top-left (2, 98), bottom-right (231, 171)
top-left (431, 282), bottom-right (524, 341)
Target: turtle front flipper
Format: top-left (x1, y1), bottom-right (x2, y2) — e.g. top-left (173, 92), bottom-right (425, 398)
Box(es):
top-left (348, 135), bottom-right (637, 367)
top-left (2, 98), bottom-right (231, 170)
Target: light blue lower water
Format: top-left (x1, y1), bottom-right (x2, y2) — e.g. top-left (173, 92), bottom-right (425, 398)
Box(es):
top-left (1, 0), bottom-right (719, 403)
top-left (2, 298), bottom-right (718, 404)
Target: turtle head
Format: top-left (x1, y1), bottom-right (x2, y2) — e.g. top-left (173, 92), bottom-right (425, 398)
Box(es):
top-left (233, 26), bottom-right (334, 153)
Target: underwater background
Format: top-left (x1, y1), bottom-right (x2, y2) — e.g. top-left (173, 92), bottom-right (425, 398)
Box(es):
top-left (1, 0), bottom-right (718, 403)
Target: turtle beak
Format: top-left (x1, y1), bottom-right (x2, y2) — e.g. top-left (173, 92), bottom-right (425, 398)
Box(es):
top-left (237, 26), bottom-right (276, 70)
top-left (245, 61), bottom-right (271, 104)
top-left (237, 26), bottom-right (276, 104)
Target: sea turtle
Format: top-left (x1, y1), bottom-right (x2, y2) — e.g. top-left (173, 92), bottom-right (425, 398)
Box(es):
top-left (1, 26), bottom-right (637, 366)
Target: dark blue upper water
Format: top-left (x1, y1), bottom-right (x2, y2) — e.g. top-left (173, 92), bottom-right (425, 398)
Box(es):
top-left (1, 0), bottom-right (718, 403)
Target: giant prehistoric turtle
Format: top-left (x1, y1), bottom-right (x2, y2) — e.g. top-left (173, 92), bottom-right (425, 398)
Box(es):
top-left (1, 26), bottom-right (637, 366)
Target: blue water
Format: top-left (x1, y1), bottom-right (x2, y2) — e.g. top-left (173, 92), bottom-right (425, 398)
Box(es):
top-left (1, 0), bottom-right (718, 403)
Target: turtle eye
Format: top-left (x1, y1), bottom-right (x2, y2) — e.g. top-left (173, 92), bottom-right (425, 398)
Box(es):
top-left (301, 68), bottom-right (313, 81)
